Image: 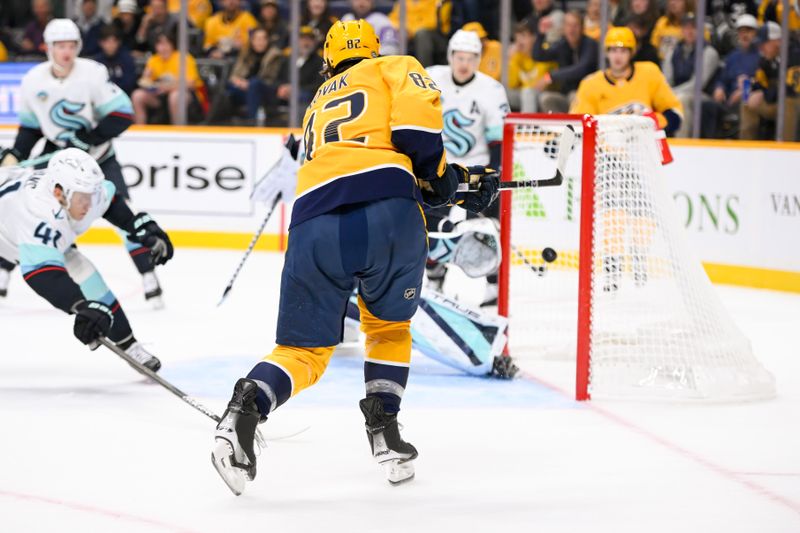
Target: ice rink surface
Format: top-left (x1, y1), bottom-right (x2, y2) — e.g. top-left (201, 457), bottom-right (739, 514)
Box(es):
top-left (1, 245), bottom-right (798, 533)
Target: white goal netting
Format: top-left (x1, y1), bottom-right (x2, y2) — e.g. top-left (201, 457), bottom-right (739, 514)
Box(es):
top-left (500, 114), bottom-right (775, 401)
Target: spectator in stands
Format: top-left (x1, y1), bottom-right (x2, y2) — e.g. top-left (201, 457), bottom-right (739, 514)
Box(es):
top-left (167, 0), bottom-right (212, 29)
top-left (273, 25), bottom-right (325, 125)
top-left (389, 0), bottom-right (452, 67)
top-left (136, 0), bottom-right (177, 53)
top-left (651, 0), bottom-right (694, 60)
top-left (708, 1), bottom-right (758, 57)
top-left (1, 1), bottom-right (32, 30)
top-left (341, 0), bottom-right (401, 55)
top-left (524, 0), bottom-right (565, 45)
top-left (204, 0), bottom-right (259, 59)
top-left (584, 0), bottom-right (603, 41)
top-left (741, 21), bottom-right (800, 140)
top-left (451, 0), bottom-right (499, 40)
top-left (75, 0), bottom-right (105, 57)
top-left (132, 30), bottom-right (206, 124)
top-left (20, 0), bottom-right (53, 56)
top-left (462, 22), bottom-right (502, 80)
top-left (94, 24), bottom-right (136, 94)
top-left (663, 13), bottom-right (720, 137)
top-left (532, 10), bottom-right (599, 112)
top-left (614, 0), bottom-right (660, 33)
top-left (302, 0), bottom-right (337, 47)
top-left (113, 0), bottom-right (140, 54)
top-left (507, 22), bottom-right (555, 112)
top-left (225, 26), bottom-right (285, 124)
top-left (758, 0), bottom-right (800, 30)
top-left (0, 42), bottom-right (8, 62)
top-left (628, 14), bottom-right (661, 66)
top-left (712, 14), bottom-right (759, 121)
top-left (259, 0), bottom-right (289, 48)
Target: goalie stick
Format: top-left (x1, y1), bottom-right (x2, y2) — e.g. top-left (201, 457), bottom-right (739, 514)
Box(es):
top-left (217, 194), bottom-right (281, 306)
top-left (457, 124), bottom-right (576, 192)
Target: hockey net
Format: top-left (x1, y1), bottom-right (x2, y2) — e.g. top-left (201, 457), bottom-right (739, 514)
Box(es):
top-left (498, 114), bottom-right (775, 401)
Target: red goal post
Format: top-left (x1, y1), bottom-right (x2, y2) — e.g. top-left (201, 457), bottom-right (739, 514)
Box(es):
top-left (497, 113), bottom-right (775, 402)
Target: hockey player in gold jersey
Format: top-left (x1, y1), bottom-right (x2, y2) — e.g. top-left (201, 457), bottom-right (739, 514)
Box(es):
top-left (572, 27), bottom-right (683, 291)
top-left (211, 19), bottom-right (500, 494)
top-left (571, 26), bottom-right (683, 135)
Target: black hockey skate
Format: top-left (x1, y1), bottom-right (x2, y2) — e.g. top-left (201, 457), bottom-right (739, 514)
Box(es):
top-left (212, 378), bottom-right (262, 496)
top-left (359, 396), bottom-right (418, 485)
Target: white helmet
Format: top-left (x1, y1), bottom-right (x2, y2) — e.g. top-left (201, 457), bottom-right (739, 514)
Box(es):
top-left (44, 19), bottom-right (83, 67)
top-left (47, 148), bottom-right (104, 208)
top-left (447, 29), bottom-right (482, 62)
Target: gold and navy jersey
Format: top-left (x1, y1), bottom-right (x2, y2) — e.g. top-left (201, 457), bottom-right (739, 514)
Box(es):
top-left (570, 61), bottom-right (683, 127)
top-left (292, 55), bottom-right (446, 228)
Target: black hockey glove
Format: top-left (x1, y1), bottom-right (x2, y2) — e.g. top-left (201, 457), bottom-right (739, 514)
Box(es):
top-left (62, 129), bottom-right (93, 152)
top-left (71, 300), bottom-right (114, 345)
top-left (419, 163), bottom-right (461, 207)
top-left (0, 147), bottom-right (23, 167)
top-left (454, 165), bottom-right (500, 214)
top-left (129, 213), bottom-right (174, 265)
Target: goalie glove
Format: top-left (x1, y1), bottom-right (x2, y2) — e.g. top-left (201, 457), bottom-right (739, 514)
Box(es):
top-left (453, 165), bottom-right (500, 213)
top-left (251, 134), bottom-right (301, 205)
top-left (128, 213), bottom-right (174, 265)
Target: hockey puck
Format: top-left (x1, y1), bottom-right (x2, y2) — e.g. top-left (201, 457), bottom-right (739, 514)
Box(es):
top-left (542, 247), bottom-right (558, 263)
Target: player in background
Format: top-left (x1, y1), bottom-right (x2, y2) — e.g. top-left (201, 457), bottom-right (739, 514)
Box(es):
top-left (425, 29), bottom-right (510, 307)
top-left (211, 20), bottom-right (499, 494)
top-left (0, 149), bottom-right (173, 369)
top-left (0, 19), bottom-right (166, 308)
top-left (341, 0), bottom-right (401, 55)
top-left (571, 27), bottom-right (683, 291)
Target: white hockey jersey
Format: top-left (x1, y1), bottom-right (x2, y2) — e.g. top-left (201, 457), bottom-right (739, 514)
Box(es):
top-left (18, 58), bottom-right (133, 161)
top-left (426, 65), bottom-right (509, 167)
top-left (0, 167), bottom-right (114, 275)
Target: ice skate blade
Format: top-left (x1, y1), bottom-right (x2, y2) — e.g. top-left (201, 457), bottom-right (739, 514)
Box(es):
top-left (211, 438), bottom-right (246, 496)
top-left (384, 459), bottom-right (415, 485)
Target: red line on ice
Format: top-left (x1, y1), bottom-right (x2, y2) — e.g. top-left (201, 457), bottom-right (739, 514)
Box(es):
top-left (519, 370), bottom-right (800, 519)
top-left (0, 489), bottom-right (203, 533)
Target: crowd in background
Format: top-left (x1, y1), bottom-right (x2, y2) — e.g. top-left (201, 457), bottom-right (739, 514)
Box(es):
top-left (0, 0), bottom-right (797, 140)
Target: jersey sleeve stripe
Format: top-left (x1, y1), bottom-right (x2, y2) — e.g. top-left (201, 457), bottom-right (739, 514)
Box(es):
top-left (23, 265), bottom-right (67, 281)
top-left (18, 110), bottom-right (40, 129)
top-left (390, 125), bottom-right (443, 134)
top-left (95, 92), bottom-right (134, 118)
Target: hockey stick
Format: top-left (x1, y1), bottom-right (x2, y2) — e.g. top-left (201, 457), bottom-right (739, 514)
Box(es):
top-left (17, 152), bottom-right (57, 168)
top-left (98, 338), bottom-right (273, 447)
top-left (98, 337), bottom-right (221, 423)
top-left (217, 194), bottom-right (281, 306)
top-left (457, 124), bottom-right (576, 192)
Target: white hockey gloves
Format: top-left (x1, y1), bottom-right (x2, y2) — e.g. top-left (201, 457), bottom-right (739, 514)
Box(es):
top-left (251, 134), bottom-right (301, 206)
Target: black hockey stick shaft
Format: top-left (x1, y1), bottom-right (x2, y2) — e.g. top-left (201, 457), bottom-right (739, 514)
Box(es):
top-left (218, 194), bottom-right (281, 306)
top-left (98, 338), bottom-right (221, 423)
top-left (457, 124), bottom-right (575, 191)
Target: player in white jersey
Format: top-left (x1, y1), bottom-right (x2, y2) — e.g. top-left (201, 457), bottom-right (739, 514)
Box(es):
top-left (0, 19), bottom-right (165, 307)
top-left (425, 29), bottom-right (510, 306)
top-left (0, 149), bottom-right (173, 369)
top-left (341, 0), bottom-right (401, 55)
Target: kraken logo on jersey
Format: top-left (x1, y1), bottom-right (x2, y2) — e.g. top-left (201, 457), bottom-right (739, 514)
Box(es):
top-left (50, 99), bottom-right (92, 138)
top-left (442, 109), bottom-right (476, 157)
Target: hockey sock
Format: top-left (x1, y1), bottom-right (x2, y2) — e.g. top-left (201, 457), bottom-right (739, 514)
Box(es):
top-left (364, 361), bottom-right (409, 414)
top-left (246, 362), bottom-right (285, 417)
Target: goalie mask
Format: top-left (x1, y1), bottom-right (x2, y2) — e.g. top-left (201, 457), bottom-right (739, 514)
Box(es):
top-left (429, 218), bottom-right (501, 279)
